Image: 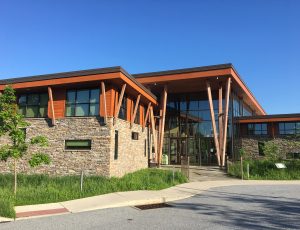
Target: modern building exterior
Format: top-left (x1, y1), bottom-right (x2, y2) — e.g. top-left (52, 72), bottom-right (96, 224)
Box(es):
top-left (0, 64), bottom-right (299, 176)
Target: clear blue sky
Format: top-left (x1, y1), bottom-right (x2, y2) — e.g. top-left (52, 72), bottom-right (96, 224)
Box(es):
top-left (0, 0), bottom-right (299, 114)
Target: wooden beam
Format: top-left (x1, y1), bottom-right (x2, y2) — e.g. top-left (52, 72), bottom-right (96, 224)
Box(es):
top-left (114, 84), bottom-right (126, 125)
top-left (47, 86), bottom-right (55, 126)
top-left (218, 85), bottom-right (223, 160)
top-left (143, 102), bottom-right (151, 131)
top-left (150, 106), bottom-right (158, 163)
top-left (206, 82), bottom-right (221, 166)
top-left (221, 77), bottom-right (231, 166)
top-left (131, 94), bottom-right (141, 128)
top-left (158, 86), bottom-right (167, 166)
top-left (101, 82), bottom-right (107, 124)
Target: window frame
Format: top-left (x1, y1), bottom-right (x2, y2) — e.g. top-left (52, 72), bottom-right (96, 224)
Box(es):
top-left (65, 88), bottom-right (100, 117)
top-left (18, 93), bottom-right (49, 118)
top-left (279, 122), bottom-right (300, 135)
top-left (247, 123), bottom-right (268, 136)
top-left (65, 139), bottom-right (92, 151)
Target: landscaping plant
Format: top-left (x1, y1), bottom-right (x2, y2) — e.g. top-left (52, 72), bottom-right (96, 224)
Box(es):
top-left (0, 86), bottom-right (50, 195)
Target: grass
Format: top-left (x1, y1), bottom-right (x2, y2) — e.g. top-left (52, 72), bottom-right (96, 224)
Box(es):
top-left (228, 159), bottom-right (300, 180)
top-left (0, 168), bottom-right (187, 218)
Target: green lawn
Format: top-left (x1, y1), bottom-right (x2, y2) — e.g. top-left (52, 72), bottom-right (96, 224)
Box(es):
top-left (0, 168), bottom-right (187, 218)
top-left (228, 159), bottom-right (300, 180)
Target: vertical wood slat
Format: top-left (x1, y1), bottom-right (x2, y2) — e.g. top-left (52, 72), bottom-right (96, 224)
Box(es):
top-left (150, 106), bottom-right (158, 163)
top-left (101, 82), bottom-right (107, 124)
top-left (221, 77), bottom-right (231, 166)
top-left (218, 85), bottom-right (223, 160)
top-left (158, 86), bottom-right (167, 166)
top-left (143, 102), bottom-right (151, 131)
top-left (131, 94), bottom-right (141, 128)
top-left (47, 86), bottom-right (55, 126)
top-left (114, 84), bottom-right (126, 125)
top-left (206, 82), bottom-right (221, 166)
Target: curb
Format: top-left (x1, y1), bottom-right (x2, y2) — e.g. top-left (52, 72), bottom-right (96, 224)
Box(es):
top-left (2, 180), bottom-right (300, 221)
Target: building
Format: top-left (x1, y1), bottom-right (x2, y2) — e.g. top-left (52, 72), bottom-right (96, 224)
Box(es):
top-left (0, 64), bottom-right (299, 176)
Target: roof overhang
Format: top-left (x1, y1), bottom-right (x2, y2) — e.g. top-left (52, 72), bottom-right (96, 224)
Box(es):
top-left (133, 63), bottom-right (266, 115)
top-left (0, 67), bottom-right (158, 105)
top-left (236, 113), bottom-right (300, 123)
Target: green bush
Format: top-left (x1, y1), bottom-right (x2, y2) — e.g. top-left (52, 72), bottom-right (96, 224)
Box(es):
top-left (228, 159), bottom-right (300, 180)
top-left (0, 169), bottom-right (187, 217)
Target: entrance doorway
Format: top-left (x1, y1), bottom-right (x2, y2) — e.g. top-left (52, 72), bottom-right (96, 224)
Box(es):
top-left (167, 137), bottom-right (217, 166)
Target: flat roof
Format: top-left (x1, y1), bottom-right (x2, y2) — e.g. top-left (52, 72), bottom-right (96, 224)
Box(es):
top-left (236, 113), bottom-right (300, 123)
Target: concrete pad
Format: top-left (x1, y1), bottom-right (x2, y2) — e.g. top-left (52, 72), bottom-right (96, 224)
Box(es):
top-left (0, 216), bottom-right (13, 223)
top-left (61, 193), bottom-right (129, 213)
top-left (15, 202), bottom-right (65, 213)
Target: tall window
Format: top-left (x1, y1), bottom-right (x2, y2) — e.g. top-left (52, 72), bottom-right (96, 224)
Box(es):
top-left (65, 89), bottom-right (100, 117)
top-left (18, 93), bottom-right (48, 118)
top-left (118, 95), bottom-right (127, 120)
top-left (248, 123), bottom-right (268, 135)
top-left (279, 122), bottom-right (300, 135)
top-left (134, 106), bottom-right (140, 124)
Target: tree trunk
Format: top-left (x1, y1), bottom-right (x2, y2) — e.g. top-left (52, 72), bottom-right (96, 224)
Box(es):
top-left (14, 158), bottom-right (17, 195)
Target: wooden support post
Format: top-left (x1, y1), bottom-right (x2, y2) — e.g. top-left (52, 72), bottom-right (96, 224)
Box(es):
top-left (101, 82), bottom-right (107, 124)
top-left (143, 102), bottom-right (151, 131)
top-left (150, 106), bottom-right (158, 163)
top-left (47, 86), bottom-right (55, 126)
top-left (221, 77), bottom-right (231, 166)
top-left (206, 82), bottom-right (221, 166)
top-left (114, 84), bottom-right (126, 125)
top-left (158, 86), bottom-right (167, 166)
top-left (131, 94), bottom-right (141, 128)
top-left (218, 85), bottom-right (223, 162)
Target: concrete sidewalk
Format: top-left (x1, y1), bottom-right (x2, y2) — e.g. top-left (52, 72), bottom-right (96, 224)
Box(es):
top-left (2, 179), bottom-right (300, 222)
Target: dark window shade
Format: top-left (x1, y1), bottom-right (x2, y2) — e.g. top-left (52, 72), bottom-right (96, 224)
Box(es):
top-left (65, 140), bottom-right (91, 150)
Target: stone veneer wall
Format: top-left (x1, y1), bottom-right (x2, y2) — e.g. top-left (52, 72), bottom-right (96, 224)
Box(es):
top-left (0, 117), bottom-right (150, 177)
top-left (109, 118), bottom-right (149, 177)
top-left (235, 136), bottom-right (300, 158)
top-left (0, 117), bottom-right (111, 176)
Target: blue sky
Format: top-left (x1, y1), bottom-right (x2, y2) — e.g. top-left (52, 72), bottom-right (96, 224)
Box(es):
top-left (0, 0), bottom-right (299, 114)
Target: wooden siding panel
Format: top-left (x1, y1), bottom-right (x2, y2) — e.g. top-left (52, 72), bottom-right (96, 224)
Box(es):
top-left (52, 88), bottom-right (66, 119)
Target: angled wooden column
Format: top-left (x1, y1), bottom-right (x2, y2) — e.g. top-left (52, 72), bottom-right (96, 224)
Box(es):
top-left (130, 94), bottom-right (141, 128)
top-left (101, 82), bottom-right (107, 124)
top-left (114, 84), bottom-right (126, 125)
top-left (206, 82), bottom-right (221, 166)
top-left (221, 77), bottom-right (231, 166)
top-left (158, 86), bottom-right (167, 165)
top-left (218, 85), bottom-right (224, 161)
top-left (150, 106), bottom-right (158, 163)
top-left (143, 102), bottom-right (151, 131)
top-left (47, 86), bottom-right (55, 126)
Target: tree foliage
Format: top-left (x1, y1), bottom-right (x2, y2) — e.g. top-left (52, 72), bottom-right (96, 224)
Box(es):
top-left (0, 86), bottom-right (51, 193)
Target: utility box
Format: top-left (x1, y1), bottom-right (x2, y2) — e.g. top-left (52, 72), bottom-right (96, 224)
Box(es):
top-left (162, 154), bottom-right (168, 165)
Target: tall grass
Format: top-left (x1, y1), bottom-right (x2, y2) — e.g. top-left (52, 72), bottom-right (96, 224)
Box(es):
top-left (228, 159), bottom-right (300, 180)
top-left (0, 168), bottom-right (187, 218)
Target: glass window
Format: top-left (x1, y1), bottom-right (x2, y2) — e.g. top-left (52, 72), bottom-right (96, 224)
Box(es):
top-left (279, 122), bottom-right (300, 135)
top-left (134, 106), bottom-right (140, 124)
top-left (17, 93), bottom-right (48, 118)
top-left (65, 140), bottom-right (91, 150)
top-left (65, 88), bottom-right (100, 117)
top-left (118, 95), bottom-right (127, 120)
top-left (248, 123), bottom-right (268, 136)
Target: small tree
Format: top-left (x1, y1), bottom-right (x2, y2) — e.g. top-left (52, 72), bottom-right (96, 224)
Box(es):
top-left (263, 141), bottom-right (281, 161)
top-left (0, 86), bottom-right (50, 195)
